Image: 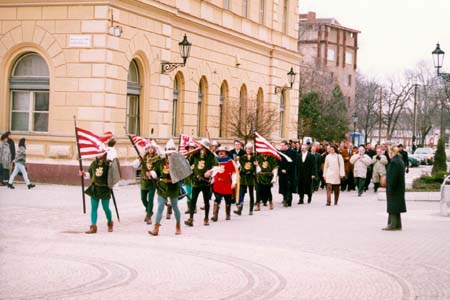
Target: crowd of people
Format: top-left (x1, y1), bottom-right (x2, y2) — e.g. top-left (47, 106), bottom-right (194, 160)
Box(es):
top-left (81, 136), bottom-right (407, 235)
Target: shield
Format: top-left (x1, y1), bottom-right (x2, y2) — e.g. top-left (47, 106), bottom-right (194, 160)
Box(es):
top-left (168, 152), bottom-right (193, 183)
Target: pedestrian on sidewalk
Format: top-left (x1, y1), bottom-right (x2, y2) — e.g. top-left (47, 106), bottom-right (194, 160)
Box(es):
top-left (296, 144), bottom-right (317, 204)
top-left (148, 139), bottom-right (183, 236)
top-left (7, 138), bottom-right (35, 189)
top-left (323, 145), bottom-right (345, 206)
top-left (371, 146), bottom-right (388, 192)
top-left (350, 145), bottom-right (372, 197)
top-left (278, 140), bottom-right (296, 207)
top-left (383, 145), bottom-right (406, 231)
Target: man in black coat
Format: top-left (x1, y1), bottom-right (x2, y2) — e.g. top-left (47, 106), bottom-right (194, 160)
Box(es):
top-left (310, 144), bottom-right (322, 192)
top-left (383, 146), bottom-right (406, 231)
top-left (297, 144), bottom-right (317, 204)
top-left (398, 144), bottom-right (409, 173)
top-left (278, 140), bottom-right (296, 207)
top-left (228, 140), bottom-right (245, 160)
top-left (364, 143), bottom-right (376, 191)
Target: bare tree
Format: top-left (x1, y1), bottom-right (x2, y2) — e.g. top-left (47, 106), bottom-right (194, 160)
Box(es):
top-left (355, 73), bottom-right (381, 143)
top-left (226, 102), bottom-right (279, 143)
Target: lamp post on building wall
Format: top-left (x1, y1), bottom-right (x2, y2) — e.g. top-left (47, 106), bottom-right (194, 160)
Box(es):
top-left (352, 113), bottom-right (358, 146)
top-left (432, 43), bottom-right (450, 143)
top-left (274, 67), bottom-right (297, 94)
top-left (161, 34), bottom-right (192, 74)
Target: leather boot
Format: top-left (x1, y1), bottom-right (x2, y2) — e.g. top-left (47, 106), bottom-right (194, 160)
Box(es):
top-left (107, 221), bottom-right (113, 232)
top-left (148, 223), bottom-right (161, 236)
top-left (144, 213), bottom-right (151, 223)
top-left (233, 204), bottom-right (243, 216)
top-left (269, 201), bottom-right (274, 210)
top-left (166, 204), bottom-right (172, 219)
top-left (27, 184), bottom-right (36, 189)
top-left (374, 183), bottom-right (379, 192)
top-left (7, 183), bottom-right (15, 189)
top-left (225, 204), bottom-right (231, 220)
top-left (204, 217), bottom-right (209, 226)
top-left (175, 223), bottom-right (182, 235)
top-left (184, 218), bottom-right (193, 227)
top-left (254, 203), bottom-right (261, 211)
top-left (85, 225), bottom-right (97, 234)
top-left (211, 203), bottom-right (219, 222)
top-left (146, 213), bottom-right (153, 225)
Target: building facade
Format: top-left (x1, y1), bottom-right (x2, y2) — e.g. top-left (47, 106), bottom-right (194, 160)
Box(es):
top-left (0, 0), bottom-right (301, 183)
top-left (298, 11), bottom-right (359, 109)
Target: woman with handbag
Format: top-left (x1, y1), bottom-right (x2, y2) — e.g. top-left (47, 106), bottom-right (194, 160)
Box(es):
top-left (7, 138), bottom-right (35, 189)
top-left (323, 145), bottom-right (345, 206)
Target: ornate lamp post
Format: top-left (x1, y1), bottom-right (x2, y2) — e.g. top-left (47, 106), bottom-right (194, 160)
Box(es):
top-left (432, 43), bottom-right (450, 143)
top-left (352, 113), bottom-right (358, 146)
top-left (274, 67), bottom-right (297, 94)
top-left (161, 34), bottom-right (192, 74)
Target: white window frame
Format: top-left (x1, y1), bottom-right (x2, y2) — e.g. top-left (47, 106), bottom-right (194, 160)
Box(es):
top-left (345, 51), bottom-right (353, 65)
top-left (10, 90), bottom-right (49, 133)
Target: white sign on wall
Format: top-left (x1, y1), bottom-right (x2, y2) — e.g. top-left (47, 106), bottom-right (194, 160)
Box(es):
top-left (68, 35), bottom-right (92, 48)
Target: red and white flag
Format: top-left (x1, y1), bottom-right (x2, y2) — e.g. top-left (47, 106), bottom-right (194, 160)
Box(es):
top-left (254, 132), bottom-right (292, 162)
top-left (129, 134), bottom-right (150, 148)
top-left (76, 127), bottom-right (112, 158)
top-left (178, 134), bottom-right (193, 154)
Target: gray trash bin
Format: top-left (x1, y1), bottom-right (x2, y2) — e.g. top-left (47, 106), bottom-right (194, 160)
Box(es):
top-left (440, 175), bottom-right (450, 217)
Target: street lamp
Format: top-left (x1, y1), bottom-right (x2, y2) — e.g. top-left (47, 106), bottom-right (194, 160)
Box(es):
top-left (274, 67), bottom-right (297, 94)
top-left (432, 43), bottom-right (450, 82)
top-left (352, 113), bottom-right (358, 146)
top-left (161, 34), bottom-right (192, 74)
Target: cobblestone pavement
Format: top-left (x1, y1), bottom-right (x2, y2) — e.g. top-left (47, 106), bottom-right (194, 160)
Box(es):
top-left (1, 178), bottom-right (449, 300)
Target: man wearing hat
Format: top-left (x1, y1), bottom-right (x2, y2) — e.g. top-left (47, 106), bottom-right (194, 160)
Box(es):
top-left (137, 141), bottom-right (161, 225)
top-left (184, 138), bottom-right (218, 227)
top-left (235, 142), bottom-right (257, 216)
top-left (211, 146), bottom-right (237, 221)
top-left (148, 139), bottom-right (182, 236)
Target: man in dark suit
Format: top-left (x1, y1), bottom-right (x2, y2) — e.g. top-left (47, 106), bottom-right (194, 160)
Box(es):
top-left (228, 140), bottom-right (245, 160)
top-left (310, 144), bottom-right (322, 192)
top-left (278, 140), bottom-right (296, 207)
top-left (297, 144), bottom-right (317, 204)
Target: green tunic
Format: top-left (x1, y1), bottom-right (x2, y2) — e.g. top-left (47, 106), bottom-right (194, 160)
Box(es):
top-left (140, 153), bottom-right (161, 190)
top-left (86, 158), bottom-right (111, 199)
top-left (256, 155), bottom-right (278, 185)
top-left (240, 154), bottom-right (256, 186)
top-left (189, 152), bottom-right (218, 187)
top-left (154, 158), bottom-right (180, 198)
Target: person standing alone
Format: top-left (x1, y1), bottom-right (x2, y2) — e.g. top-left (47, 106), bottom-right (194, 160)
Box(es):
top-left (297, 144), bottom-right (317, 204)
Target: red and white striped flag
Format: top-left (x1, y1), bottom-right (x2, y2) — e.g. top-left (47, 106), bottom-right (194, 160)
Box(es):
top-left (178, 134), bottom-right (193, 154)
top-left (129, 134), bottom-right (150, 148)
top-left (76, 127), bottom-right (112, 158)
top-left (254, 132), bottom-right (292, 162)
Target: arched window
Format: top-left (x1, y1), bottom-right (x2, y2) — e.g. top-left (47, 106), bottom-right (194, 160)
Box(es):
top-left (10, 53), bottom-right (50, 132)
top-left (127, 60), bottom-right (141, 135)
top-left (172, 72), bottom-right (184, 136)
top-left (256, 88), bottom-right (264, 129)
top-left (197, 77), bottom-right (208, 136)
top-left (239, 85), bottom-right (248, 134)
top-left (219, 81), bottom-right (229, 137)
top-left (280, 90), bottom-right (286, 137)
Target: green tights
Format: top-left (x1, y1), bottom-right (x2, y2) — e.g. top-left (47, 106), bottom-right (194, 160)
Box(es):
top-left (90, 197), bottom-right (112, 225)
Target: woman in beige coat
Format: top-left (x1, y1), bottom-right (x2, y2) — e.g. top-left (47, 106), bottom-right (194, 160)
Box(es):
top-left (371, 146), bottom-right (388, 192)
top-left (323, 145), bottom-right (345, 205)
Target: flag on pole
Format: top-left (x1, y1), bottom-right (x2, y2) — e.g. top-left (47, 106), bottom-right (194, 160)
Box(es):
top-left (178, 134), bottom-right (193, 154)
top-left (75, 127), bottom-right (112, 158)
top-left (254, 132), bottom-right (292, 162)
top-left (130, 134), bottom-right (150, 148)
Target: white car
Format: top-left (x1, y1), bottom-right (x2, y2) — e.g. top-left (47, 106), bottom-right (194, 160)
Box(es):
top-left (413, 147), bottom-right (435, 165)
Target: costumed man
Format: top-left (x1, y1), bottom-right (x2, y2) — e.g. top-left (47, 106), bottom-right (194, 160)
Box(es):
top-left (133, 141), bottom-right (161, 225)
top-left (148, 139), bottom-right (182, 236)
top-left (234, 142), bottom-right (257, 216)
top-left (184, 138), bottom-right (218, 227)
top-left (278, 140), bottom-right (296, 207)
top-left (210, 146), bottom-right (237, 221)
top-left (297, 144), bottom-right (317, 204)
top-left (81, 152), bottom-right (114, 234)
top-left (254, 153), bottom-right (278, 211)
top-left (183, 142), bottom-right (196, 214)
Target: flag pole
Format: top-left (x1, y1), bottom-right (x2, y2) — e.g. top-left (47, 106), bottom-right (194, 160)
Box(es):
top-left (123, 126), bottom-right (144, 162)
top-left (73, 116), bottom-right (86, 214)
top-left (111, 190), bottom-right (120, 222)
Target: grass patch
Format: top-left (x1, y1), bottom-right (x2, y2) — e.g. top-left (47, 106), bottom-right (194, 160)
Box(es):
top-left (411, 171), bottom-right (449, 192)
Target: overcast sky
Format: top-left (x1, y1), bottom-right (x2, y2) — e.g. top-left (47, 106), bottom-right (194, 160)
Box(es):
top-left (298, 0), bottom-right (450, 79)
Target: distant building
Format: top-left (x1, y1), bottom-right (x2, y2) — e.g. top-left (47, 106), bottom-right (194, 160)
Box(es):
top-left (298, 11), bottom-right (360, 109)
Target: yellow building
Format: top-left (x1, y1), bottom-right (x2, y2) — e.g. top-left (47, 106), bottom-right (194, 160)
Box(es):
top-left (0, 0), bottom-right (301, 183)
